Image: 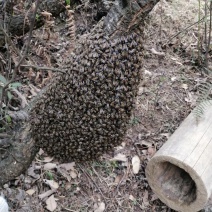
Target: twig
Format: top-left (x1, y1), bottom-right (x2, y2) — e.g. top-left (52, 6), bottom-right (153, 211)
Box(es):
top-left (0, 0), bottom-right (41, 109)
top-left (0, 27), bottom-right (22, 58)
top-left (204, 0), bottom-right (208, 67)
top-left (198, 0), bottom-right (201, 64)
top-left (0, 134), bottom-right (10, 138)
top-left (77, 164), bottom-right (109, 201)
top-left (206, 1), bottom-right (212, 68)
top-left (167, 16), bottom-right (206, 43)
top-left (21, 64), bottom-right (66, 73)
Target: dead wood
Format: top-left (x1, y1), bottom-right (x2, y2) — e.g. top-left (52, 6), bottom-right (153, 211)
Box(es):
top-left (0, 0), bottom-right (66, 45)
top-left (0, 0), bottom-right (160, 186)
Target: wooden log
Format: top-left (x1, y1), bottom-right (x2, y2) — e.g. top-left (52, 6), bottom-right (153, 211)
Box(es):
top-left (146, 101), bottom-right (212, 212)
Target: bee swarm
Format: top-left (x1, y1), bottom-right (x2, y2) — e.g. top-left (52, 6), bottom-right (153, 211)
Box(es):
top-left (30, 25), bottom-right (143, 162)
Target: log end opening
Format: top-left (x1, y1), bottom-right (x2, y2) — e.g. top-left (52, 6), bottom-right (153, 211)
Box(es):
top-left (156, 162), bottom-right (197, 204)
top-left (146, 157), bottom-right (208, 212)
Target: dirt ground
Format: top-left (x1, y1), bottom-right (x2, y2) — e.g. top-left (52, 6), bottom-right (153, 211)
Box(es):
top-left (1, 0), bottom-right (212, 211)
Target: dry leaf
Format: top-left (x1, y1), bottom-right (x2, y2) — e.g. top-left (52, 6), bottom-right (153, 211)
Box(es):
top-left (39, 189), bottom-right (56, 199)
top-left (132, 155), bottom-right (140, 174)
top-left (94, 202), bottom-right (105, 212)
top-left (114, 175), bottom-right (122, 184)
top-left (43, 179), bottom-right (59, 190)
top-left (144, 69), bottom-right (152, 76)
top-left (40, 11), bottom-right (52, 20)
top-left (151, 194), bottom-right (158, 201)
top-left (110, 153), bottom-right (127, 162)
top-left (181, 83), bottom-right (188, 90)
top-left (43, 157), bottom-right (54, 163)
top-left (46, 195), bottom-right (57, 212)
top-left (11, 88), bottom-right (28, 108)
top-left (129, 194), bottom-right (136, 201)
top-left (58, 162), bottom-right (75, 171)
top-left (171, 76), bottom-right (177, 82)
top-left (38, 148), bottom-right (44, 155)
top-left (147, 147), bottom-right (156, 157)
top-left (44, 163), bottom-right (57, 170)
top-left (57, 167), bottom-right (71, 182)
top-left (26, 189), bottom-right (35, 196)
top-left (150, 48), bottom-right (165, 56)
top-left (27, 167), bottom-right (40, 179)
top-left (70, 171), bottom-right (77, 179)
top-left (143, 190), bottom-right (149, 206)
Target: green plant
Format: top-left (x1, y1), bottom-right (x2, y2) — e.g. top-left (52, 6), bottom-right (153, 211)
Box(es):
top-left (194, 0), bottom-right (212, 120)
top-left (194, 80), bottom-right (212, 120)
top-left (130, 116), bottom-right (140, 126)
top-left (46, 171), bottom-right (54, 180)
top-left (35, 14), bottom-right (40, 21)
top-left (0, 74), bottom-right (22, 102)
top-left (65, 0), bottom-right (71, 5)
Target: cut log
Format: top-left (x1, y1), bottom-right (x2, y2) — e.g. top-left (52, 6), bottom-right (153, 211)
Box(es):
top-left (146, 101), bottom-right (212, 212)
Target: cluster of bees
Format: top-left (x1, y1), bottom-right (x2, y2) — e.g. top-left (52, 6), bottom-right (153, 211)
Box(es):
top-left (30, 24), bottom-right (143, 162)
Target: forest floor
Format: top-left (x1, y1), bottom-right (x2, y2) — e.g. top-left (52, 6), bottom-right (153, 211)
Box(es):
top-left (1, 0), bottom-right (212, 211)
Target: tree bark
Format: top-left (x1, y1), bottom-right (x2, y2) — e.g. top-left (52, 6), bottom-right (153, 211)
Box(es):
top-left (0, 0), bottom-right (66, 46)
top-left (0, 0), bottom-right (160, 185)
top-left (0, 124), bottom-right (37, 185)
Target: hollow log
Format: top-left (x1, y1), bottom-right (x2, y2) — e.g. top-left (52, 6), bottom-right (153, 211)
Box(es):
top-left (146, 101), bottom-right (212, 212)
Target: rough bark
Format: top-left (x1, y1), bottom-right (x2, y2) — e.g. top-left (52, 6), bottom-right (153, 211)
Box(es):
top-left (0, 124), bottom-right (37, 185)
top-left (0, 0), bottom-right (66, 45)
top-left (0, 0), bottom-right (160, 185)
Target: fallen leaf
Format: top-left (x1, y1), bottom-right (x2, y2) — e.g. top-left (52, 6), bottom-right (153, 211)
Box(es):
top-left (39, 189), bottom-right (56, 199)
top-left (57, 167), bottom-right (71, 182)
top-left (151, 194), bottom-right (158, 201)
top-left (143, 190), bottom-right (149, 206)
top-left (43, 179), bottom-right (59, 190)
top-left (160, 133), bottom-right (171, 139)
top-left (94, 202), bottom-right (105, 212)
top-left (44, 163), bottom-right (57, 170)
top-left (38, 148), bottom-right (44, 155)
top-left (58, 162), bottom-right (75, 171)
top-left (40, 11), bottom-right (52, 20)
top-left (181, 83), bottom-right (188, 90)
top-left (27, 167), bottom-right (40, 179)
top-left (15, 189), bottom-right (26, 201)
top-left (11, 88), bottom-right (28, 108)
top-left (26, 189), bottom-right (35, 196)
top-left (70, 170), bottom-right (77, 179)
top-left (129, 194), bottom-right (136, 201)
top-left (148, 147), bottom-right (156, 157)
top-left (46, 195), bottom-right (57, 212)
top-left (43, 157), bottom-right (54, 163)
top-left (144, 69), bottom-right (152, 76)
top-left (132, 155), bottom-right (140, 174)
top-left (171, 76), bottom-right (177, 82)
top-left (114, 175), bottom-right (122, 184)
top-left (150, 48), bottom-right (165, 56)
top-left (110, 153), bottom-right (127, 162)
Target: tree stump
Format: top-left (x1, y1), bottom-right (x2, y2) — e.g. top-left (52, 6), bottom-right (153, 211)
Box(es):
top-left (146, 101), bottom-right (212, 212)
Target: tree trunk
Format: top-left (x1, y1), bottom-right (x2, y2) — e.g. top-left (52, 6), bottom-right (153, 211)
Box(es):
top-left (0, 0), bottom-right (160, 185)
top-left (0, 124), bottom-right (37, 185)
top-left (0, 0), bottom-right (66, 46)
